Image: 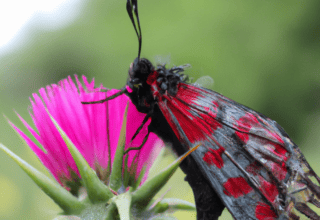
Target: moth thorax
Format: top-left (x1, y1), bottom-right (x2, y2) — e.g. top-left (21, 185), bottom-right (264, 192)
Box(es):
top-left (155, 65), bottom-right (188, 96)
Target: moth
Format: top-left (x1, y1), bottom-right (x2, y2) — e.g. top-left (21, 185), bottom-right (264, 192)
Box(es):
top-left (84, 0), bottom-right (320, 219)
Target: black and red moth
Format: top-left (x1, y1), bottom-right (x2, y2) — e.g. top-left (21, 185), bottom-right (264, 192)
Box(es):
top-left (83, 1), bottom-right (320, 219)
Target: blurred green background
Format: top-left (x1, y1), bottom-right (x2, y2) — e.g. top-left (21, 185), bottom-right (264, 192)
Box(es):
top-left (1, 0), bottom-right (320, 219)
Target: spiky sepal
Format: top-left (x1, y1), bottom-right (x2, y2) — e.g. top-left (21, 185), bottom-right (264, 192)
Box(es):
top-left (1, 106), bottom-right (196, 220)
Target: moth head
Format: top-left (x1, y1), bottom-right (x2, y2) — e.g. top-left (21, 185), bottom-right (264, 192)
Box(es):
top-left (128, 57), bottom-right (154, 89)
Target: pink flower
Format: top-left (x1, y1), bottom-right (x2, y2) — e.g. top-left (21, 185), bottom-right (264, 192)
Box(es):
top-left (9, 75), bottom-right (163, 189)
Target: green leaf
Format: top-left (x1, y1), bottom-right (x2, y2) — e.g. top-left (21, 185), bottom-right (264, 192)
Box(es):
top-left (48, 113), bottom-right (113, 203)
top-left (0, 143), bottom-right (84, 214)
top-left (132, 144), bottom-right (201, 208)
top-left (109, 102), bottom-right (129, 191)
top-left (114, 191), bottom-right (132, 220)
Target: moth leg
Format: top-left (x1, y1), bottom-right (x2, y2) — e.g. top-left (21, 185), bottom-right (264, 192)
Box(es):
top-left (81, 87), bottom-right (126, 104)
top-left (130, 113), bottom-right (151, 144)
top-left (124, 111), bottom-right (151, 155)
top-left (124, 132), bottom-right (150, 155)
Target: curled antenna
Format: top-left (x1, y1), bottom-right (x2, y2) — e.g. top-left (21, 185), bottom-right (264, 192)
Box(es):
top-left (126, 0), bottom-right (142, 60)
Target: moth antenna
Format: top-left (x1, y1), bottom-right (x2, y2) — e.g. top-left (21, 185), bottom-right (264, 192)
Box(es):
top-left (126, 0), bottom-right (142, 60)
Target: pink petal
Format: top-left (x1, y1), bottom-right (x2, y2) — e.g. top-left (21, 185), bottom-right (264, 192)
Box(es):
top-left (30, 93), bottom-right (76, 179)
top-left (7, 119), bottom-right (64, 184)
top-left (11, 75), bottom-right (163, 189)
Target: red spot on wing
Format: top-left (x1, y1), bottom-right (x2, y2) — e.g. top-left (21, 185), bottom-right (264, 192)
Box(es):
top-left (234, 113), bottom-right (259, 143)
top-left (255, 202), bottom-right (277, 220)
top-left (203, 147), bottom-right (225, 168)
top-left (267, 160), bottom-right (287, 181)
top-left (237, 136), bottom-right (288, 181)
top-left (236, 113), bottom-right (259, 132)
top-left (261, 141), bottom-right (288, 181)
top-left (246, 162), bottom-right (281, 203)
top-left (270, 142), bottom-right (288, 161)
top-left (246, 161), bottom-right (261, 175)
top-left (235, 113), bottom-right (286, 146)
top-left (161, 84), bottom-right (222, 144)
top-left (223, 177), bottom-right (253, 198)
top-left (236, 115), bottom-right (289, 181)
top-left (235, 131), bottom-right (249, 143)
top-left (259, 177), bottom-right (278, 202)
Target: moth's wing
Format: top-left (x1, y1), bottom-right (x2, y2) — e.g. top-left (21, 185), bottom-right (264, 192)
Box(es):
top-left (158, 86), bottom-right (276, 219)
top-left (157, 82), bottom-right (320, 219)
top-left (184, 83), bottom-right (320, 219)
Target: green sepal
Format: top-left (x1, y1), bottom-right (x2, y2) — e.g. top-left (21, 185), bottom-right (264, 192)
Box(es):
top-left (109, 102), bottom-right (129, 191)
top-left (0, 143), bottom-right (85, 214)
top-left (151, 202), bottom-right (169, 214)
top-left (48, 114), bottom-right (113, 203)
top-left (131, 144), bottom-right (200, 208)
top-left (105, 202), bottom-right (118, 220)
top-left (132, 165), bottom-right (146, 190)
top-left (79, 203), bottom-right (109, 220)
top-left (5, 114), bottom-right (46, 152)
top-left (152, 198), bottom-right (196, 213)
top-left (114, 191), bottom-right (132, 220)
top-left (122, 154), bottom-right (130, 188)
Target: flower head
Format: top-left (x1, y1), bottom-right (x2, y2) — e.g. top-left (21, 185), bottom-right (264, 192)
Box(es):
top-left (9, 75), bottom-right (162, 190)
top-left (2, 75), bottom-right (196, 219)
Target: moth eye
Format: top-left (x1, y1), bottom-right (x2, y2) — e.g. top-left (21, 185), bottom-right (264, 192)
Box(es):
top-left (131, 78), bottom-right (141, 84)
